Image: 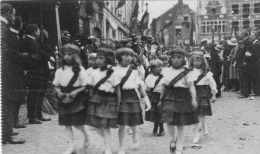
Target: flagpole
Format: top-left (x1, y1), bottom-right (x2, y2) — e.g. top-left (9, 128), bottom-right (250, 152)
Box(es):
top-left (55, 1), bottom-right (62, 68)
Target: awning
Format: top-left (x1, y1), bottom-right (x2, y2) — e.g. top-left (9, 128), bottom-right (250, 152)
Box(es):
top-left (107, 16), bottom-right (118, 31)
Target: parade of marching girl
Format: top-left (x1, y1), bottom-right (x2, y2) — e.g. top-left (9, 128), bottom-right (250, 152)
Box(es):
top-left (2, 1), bottom-right (260, 154)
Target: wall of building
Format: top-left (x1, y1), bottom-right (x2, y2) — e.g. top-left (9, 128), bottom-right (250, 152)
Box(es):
top-left (151, 1), bottom-right (194, 47)
top-left (227, 0), bottom-right (260, 36)
top-left (79, 1), bottom-right (135, 40)
top-left (196, 0), bottom-right (228, 43)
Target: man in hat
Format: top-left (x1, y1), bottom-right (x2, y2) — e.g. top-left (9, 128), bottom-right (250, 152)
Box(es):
top-left (207, 44), bottom-right (222, 97)
top-left (22, 24), bottom-right (53, 124)
top-left (235, 29), bottom-right (253, 98)
top-left (222, 38), bottom-right (237, 91)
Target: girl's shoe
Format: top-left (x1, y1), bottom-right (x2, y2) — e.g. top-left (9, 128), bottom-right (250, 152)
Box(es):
top-left (127, 127), bottom-right (133, 134)
top-left (169, 140), bottom-right (176, 153)
top-left (193, 132), bottom-right (200, 143)
top-left (176, 150), bottom-right (183, 154)
top-left (63, 146), bottom-right (76, 154)
top-left (158, 130), bottom-right (165, 136)
top-left (153, 127), bottom-right (158, 135)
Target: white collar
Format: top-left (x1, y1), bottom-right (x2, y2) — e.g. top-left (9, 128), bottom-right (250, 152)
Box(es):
top-left (0, 16), bottom-right (8, 25)
top-left (243, 36), bottom-right (249, 42)
top-left (253, 39), bottom-right (258, 44)
top-left (27, 35), bottom-right (36, 40)
top-left (10, 28), bottom-right (19, 34)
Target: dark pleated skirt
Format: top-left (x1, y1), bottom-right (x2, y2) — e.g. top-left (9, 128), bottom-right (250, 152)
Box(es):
top-left (117, 89), bottom-right (143, 126)
top-left (85, 90), bottom-right (118, 128)
top-left (195, 85), bottom-right (212, 116)
top-left (57, 87), bottom-right (86, 114)
top-left (160, 87), bottom-right (199, 126)
top-left (145, 92), bottom-right (164, 123)
top-left (59, 109), bottom-right (86, 126)
top-left (58, 86), bottom-right (86, 126)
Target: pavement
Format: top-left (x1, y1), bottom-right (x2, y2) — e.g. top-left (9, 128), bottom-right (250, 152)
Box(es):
top-left (2, 92), bottom-right (260, 154)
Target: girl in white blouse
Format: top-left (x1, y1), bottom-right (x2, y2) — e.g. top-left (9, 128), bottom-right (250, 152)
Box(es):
top-left (85, 53), bottom-right (98, 78)
top-left (53, 44), bottom-right (90, 154)
top-left (85, 48), bottom-right (120, 154)
top-left (145, 59), bottom-right (165, 136)
top-left (115, 48), bottom-right (151, 154)
top-left (189, 52), bottom-right (217, 144)
top-left (158, 48), bottom-right (198, 154)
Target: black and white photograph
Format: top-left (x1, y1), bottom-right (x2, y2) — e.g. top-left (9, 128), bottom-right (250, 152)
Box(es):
top-left (1, 0), bottom-right (260, 154)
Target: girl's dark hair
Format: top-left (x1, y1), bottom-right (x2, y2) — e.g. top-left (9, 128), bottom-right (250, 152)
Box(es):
top-left (115, 48), bottom-right (135, 62)
top-left (25, 24), bottom-right (39, 35)
top-left (189, 54), bottom-right (210, 74)
top-left (96, 48), bottom-right (115, 65)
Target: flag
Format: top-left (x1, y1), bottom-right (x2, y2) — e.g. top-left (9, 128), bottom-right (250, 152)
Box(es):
top-left (116, 0), bottom-right (126, 10)
top-left (139, 10), bottom-right (149, 31)
top-left (131, 0), bottom-right (139, 20)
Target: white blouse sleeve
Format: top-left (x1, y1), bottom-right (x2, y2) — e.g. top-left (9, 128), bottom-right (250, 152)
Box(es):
top-left (145, 75), bottom-right (152, 91)
top-left (52, 69), bottom-right (61, 86)
top-left (186, 71), bottom-right (196, 84)
top-left (206, 72), bottom-right (218, 93)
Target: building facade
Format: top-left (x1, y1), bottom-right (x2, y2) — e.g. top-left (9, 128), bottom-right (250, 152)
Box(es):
top-left (227, 0), bottom-right (260, 36)
top-left (196, 0), bottom-right (228, 43)
top-left (150, 0), bottom-right (194, 47)
top-left (78, 1), bottom-right (136, 40)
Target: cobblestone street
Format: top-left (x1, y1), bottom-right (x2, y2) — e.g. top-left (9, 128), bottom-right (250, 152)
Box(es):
top-left (2, 92), bottom-right (260, 154)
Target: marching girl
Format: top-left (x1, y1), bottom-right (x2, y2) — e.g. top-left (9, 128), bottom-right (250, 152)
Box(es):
top-left (85, 48), bottom-right (120, 154)
top-left (115, 48), bottom-right (151, 154)
top-left (53, 43), bottom-right (90, 154)
top-left (188, 52), bottom-right (217, 143)
top-left (158, 48), bottom-right (199, 154)
top-left (145, 59), bottom-right (165, 136)
top-left (158, 55), bottom-right (169, 75)
top-left (85, 53), bottom-right (98, 78)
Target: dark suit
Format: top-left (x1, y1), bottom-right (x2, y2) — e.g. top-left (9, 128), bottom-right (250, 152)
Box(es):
top-left (208, 44), bottom-right (222, 96)
top-left (9, 29), bottom-right (28, 126)
top-left (22, 35), bottom-right (50, 120)
top-left (250, 39), bottom-right (260, 95)
top-left (235, 37), bottom-right (253, 96)
top-left (1, 20), bottom-right (23, 142)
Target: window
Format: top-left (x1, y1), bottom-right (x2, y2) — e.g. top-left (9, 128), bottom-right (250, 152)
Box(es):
top-left (232, 4), bottom-right (239, 14)
top-left (222, 21), bottom-right (226, 32)
top-left (176, 29), bottom-right (181, 36)
top-left (232, 21), bottom-right (239, 32)
top-left (255, 20), bottom-right (260, 28)
top-left (243, 20), bottom-right (250, 29)
top-left (201, 22), bottom-right (206, 33)
top-left (254, 3), bottom-right (260, 13)
top-left (201, 20), bottom-right (226, 34)
top-left (211, 8), bottom-right (216, 14)
top-left (243, 4), bottom-right (250, 18)
top-left (184, 16), bottom-right (188, 21)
